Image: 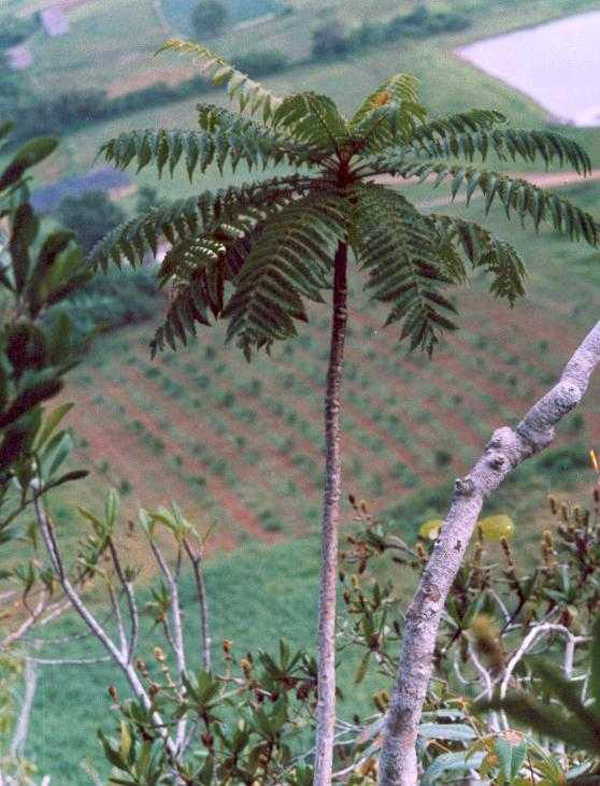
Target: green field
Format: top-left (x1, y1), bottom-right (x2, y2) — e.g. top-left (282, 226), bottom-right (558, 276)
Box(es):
top-left (3, 0), bottom-right (600, 782)
top-left (8, 0), bottom-right (600, 188)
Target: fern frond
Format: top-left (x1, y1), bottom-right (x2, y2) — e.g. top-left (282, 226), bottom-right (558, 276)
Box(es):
top-left (349, 74), bottom-right (427, 154)
top-left (350, 73), bottom-right (423, 126)
top-left (408, 128), bottom-right (592, 175)
top-left (88, 175), bottom-right (313, 272)
top-left (155, 38), bottom-right (282, 121)
top-left (271, 93), bottom-right (348, 152)
top-left (370, 160), bottom-right (599, 246)
top-left (429, 214), bottom-right (526, 304)
top-left (351, 184), bottom-right (459, 356)
top-left (151, 229), bottom-right (258, 356)
top-left (99, 108), bottom-right (321, 182)
top-left (410, 109), bottom-right (506, 140)
top-left (222, 190), bottom-right (348, 359)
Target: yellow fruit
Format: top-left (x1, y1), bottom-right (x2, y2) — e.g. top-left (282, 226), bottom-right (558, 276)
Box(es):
top-left (419, 518), bottom-right (443, 540)
top-left (479, 514), bottom-right (514, 541)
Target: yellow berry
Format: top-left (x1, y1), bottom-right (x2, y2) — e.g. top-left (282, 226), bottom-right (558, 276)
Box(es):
top-left (479, 514), bottom-right (514, 541)
top-left (419, 518), bottom-right (443, 540)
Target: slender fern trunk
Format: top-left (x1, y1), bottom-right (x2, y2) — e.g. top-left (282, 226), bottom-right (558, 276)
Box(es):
top-left (314, 239), bottom-right (348, 786)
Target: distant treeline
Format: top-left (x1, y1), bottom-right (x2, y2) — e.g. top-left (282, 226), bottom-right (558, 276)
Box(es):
top-left (11, 5), bottom-right (470, 143)
top-left (312, 6), bottom-right (470, 59)
top-left (12, 49), bottom-right (289, 143)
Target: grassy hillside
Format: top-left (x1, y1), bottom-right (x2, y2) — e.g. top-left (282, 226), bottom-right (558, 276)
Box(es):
top-left (3, 0), bottom-right (600, 782)
top-left (38, 177), bottom-right (600, 554)
top-left (8, 0), bottom-right (600, 189)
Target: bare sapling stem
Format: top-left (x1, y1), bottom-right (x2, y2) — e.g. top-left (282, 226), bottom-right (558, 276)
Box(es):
top-left (314, 239), bottom-right (348, 786)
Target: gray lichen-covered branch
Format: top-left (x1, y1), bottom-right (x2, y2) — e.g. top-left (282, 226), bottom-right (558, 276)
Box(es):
top-left (378, 320), bottom-right (600, 786)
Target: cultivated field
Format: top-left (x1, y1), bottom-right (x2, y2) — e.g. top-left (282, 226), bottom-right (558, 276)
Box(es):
top-left (48, 178), bottom-right (600, 554)
top-left (6, 1), bottom-right (600, 781)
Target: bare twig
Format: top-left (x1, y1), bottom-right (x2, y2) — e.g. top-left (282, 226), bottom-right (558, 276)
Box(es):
top-left (25, 655), bottom-right (111, 666)
top-left (9, 657), bottom-right (37, 758)
top-left (500, 623), bottom-right (587, 700)
top-left (33, 497), bottom-right (178, 757)
top-left (107, 537), bottom-right (138, 665)
top-left (379, 320), bottom-right (600, 786)
top-left (183, 536), bottom-right (211, 673)
top-left (149, 539), bottom-right (187, 751)
top-left (149, 541), bottom-right (186, 678)
top-left (107, 583), bottom-right (127, 658)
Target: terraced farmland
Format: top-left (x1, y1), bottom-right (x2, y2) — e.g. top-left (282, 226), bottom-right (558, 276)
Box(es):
top-left (54, 173), bottom-right (600, 552)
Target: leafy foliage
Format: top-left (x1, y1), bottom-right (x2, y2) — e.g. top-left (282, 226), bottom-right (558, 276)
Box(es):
top-left (153, 39), bottom-right (283, 121)
top-left (409, 127), bottom-right (592, 175)
top-left (0, 124), bottom-right (89, 547)
top-left (222, 190), bottom-right (347, 358)
top-left (99, 106), bottom-right (320, 181)
top-left (373, 160), bottom-right (598, 244)
top-left (93, 44), bottom-right (597, 362)
top-left (352, 185), bottom-right (460, 355)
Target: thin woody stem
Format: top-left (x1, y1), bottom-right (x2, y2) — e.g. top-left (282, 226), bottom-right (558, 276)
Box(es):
top-left (314, 239), bottom-right (348, 786)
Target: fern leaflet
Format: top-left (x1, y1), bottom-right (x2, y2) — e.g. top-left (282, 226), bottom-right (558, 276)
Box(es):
top-left (223, 190), bottom-right (348, 358)
top-left (155, 39), bottom-right (282, 121)
top-left (369, 160), bottom-right (599, 245)
top-left (351, 184), bottom-right (460, 355)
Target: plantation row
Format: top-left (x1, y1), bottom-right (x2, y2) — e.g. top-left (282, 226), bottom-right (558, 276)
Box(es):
top-left (54, 265), bottom-right (599, 556)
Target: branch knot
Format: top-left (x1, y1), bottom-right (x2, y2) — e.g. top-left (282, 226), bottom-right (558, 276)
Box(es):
top-left (454, 476), bottom-right (475, 497)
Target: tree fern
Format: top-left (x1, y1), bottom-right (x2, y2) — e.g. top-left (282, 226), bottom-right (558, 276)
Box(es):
top-left (92, 47), bottom-right (599, 786)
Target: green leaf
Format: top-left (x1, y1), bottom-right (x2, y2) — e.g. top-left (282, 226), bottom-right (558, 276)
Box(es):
top-left (422, 751), bottom-right (485, 786)
top-left (33, 402), bottom-right (74, 451)
top-left (0, 137), bottom-right (58, 193)
top-left (41, 430), bottom-right (72, 479)
top-left (355, 651), bottom-right (370, 684)
top-left (418, 723), bottom-right (476, 742)
top-left (106, 488), bottom-right (120, 529)
top-left (495, 736), bottom-right (528, 782)
top-left (0, 378), bottom-right (62, 430)
top-left (9, 202), bottom-right (38, 294)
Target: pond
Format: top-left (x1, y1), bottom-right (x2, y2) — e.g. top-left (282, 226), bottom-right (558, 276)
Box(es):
top-left (457, 9), bottom-right (600, 126)
top-left (163, 0), bottom-right (284, 36)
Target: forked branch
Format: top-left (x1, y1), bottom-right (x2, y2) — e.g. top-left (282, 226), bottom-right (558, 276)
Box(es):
top-left (379, 320), bottom-right (600, 786)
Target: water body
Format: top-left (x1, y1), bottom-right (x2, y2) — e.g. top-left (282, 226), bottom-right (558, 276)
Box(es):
top-left (457, 10), bottom-right (600, 126)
